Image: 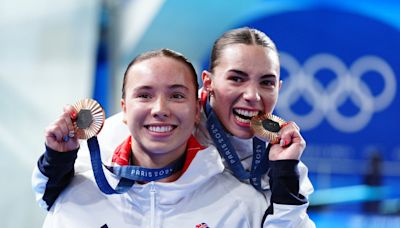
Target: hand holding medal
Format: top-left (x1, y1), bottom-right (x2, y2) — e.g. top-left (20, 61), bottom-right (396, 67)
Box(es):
top-left (251, 113), bottom-right (305, 160)
top-left (44, 98), bottom-right (105, 152)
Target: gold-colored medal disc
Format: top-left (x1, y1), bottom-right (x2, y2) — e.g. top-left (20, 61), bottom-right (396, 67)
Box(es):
top-left (250, 113), bottom-right (286, 144)
top-left (72, 98), bottom-right (105, 139)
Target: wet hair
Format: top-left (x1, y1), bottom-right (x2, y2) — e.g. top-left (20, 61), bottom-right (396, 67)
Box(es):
top-left (209, 27), bottom-right (278, 73)
top-left (122, 48), bottom-right (198, 99)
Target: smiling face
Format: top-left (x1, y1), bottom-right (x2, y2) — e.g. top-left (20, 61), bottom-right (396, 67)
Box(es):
top-left (203, 44), bottom-right (281, 139)
top-left (121, 55), bottom-right (200, 166)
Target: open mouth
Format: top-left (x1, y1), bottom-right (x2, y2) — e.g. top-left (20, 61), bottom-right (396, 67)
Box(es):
top-left (145, 125), bottom-right (177, 133)
top-left (233, 108), bottom-right (260, 124)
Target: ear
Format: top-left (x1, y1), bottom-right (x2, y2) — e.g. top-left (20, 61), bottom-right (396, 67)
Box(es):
top-left (121, 98), bottom-right (127, 124)
top-left (201, 70), bottom-right (213, 93)
top-left (278, 79), bottom-right (283, 91)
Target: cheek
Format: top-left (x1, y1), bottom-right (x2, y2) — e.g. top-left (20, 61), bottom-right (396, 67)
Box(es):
top-left (179, 104), bottom-right (198, 125)
top-left (214, 85), bottom-right (237, 104)
top-left (262, 93), bottom-right (279, 111)
top-left (212, 78), bottom-right (232, 94)
top-left (125, 103), bottom-right (147, 121)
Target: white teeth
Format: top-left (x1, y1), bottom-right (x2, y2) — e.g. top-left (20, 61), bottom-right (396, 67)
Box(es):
top-left (235, 109), bottom-right (258, 117)
top-left (148, 126), bottom-right (173, 133)
top-left (235, 115), bottom-right (251, 123)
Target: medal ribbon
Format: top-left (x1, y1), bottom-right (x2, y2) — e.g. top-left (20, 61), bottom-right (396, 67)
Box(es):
top-left (104, 155), bottom-right (185, 182)
top-left (250, 137), bottom-right (271, 190)
top-left (204, 99), bottom-right (269, 191)
top-left (87, 137), bottom-right (184, 194)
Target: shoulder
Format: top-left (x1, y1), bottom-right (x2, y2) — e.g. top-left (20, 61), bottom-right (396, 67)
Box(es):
top-left (50, 171), bottom-right (100, 209)
top-left (98, 112), bottom-right (130, 148)
top-left (219, 171), bottom-right (266, 203)
top-left (206, 171), bottom-right (268, 227)
top-left (44, 170), bottom-right (127, 227)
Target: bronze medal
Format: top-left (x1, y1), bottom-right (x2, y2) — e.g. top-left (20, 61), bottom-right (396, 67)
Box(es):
top-left (72, 98), bottom-right (105, 139)
top-left (250, 113), bottom-right (285, 144)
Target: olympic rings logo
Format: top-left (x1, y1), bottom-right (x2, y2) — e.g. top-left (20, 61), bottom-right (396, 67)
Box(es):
top-left (276, 53), bottom-right (397, 132)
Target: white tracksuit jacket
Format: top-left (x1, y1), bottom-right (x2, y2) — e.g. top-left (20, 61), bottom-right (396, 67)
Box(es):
top-left (35, 142), bottom-right (268, 228)
top-left (32, 112), bottom-right (315, 227)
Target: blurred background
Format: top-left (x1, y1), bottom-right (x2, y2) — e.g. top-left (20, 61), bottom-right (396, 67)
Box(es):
top-left (1, 0), bottom-right (399, 227)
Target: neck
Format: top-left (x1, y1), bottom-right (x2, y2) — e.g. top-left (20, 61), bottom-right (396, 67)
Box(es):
top-left (131, 151), bottom-right (185, 183)
top-left (132, 150), bottom-right (185, 168)
top-left (130, 138), bottom-right (187, 171)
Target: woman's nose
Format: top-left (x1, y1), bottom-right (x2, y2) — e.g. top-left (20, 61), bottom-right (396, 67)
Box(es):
top-left (242, 85), bottom-right (261, 103)
top-left (151, 97), bottom-right (170, 119)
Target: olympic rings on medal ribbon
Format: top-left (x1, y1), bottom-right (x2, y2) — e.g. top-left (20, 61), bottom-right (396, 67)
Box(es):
top-left (276, 52), bottom-right (396, 132)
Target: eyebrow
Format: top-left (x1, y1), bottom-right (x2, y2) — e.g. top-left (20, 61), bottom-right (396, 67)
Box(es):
top-left (229, 69), bottom-right (248, 77)
top-left (134, 84), bottom-right (190, 91)
top-left (168, 84), bottom-right (190, 91)
top-left (229, 69), bottom-right (277, 79)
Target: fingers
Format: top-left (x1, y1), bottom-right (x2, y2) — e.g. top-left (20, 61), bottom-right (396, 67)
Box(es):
top-left (269, 121), bottom-right (306, 161)
top-left (62, 105), bottom-right (77, 139)
top-left (44, 106), bottom-right (78, 149)
top-left (45, 116), bottom-right (71, 141)
top-left (278, 121), bottom-right (305, 148)
top-left (63, 105), bottom-right (77, 120)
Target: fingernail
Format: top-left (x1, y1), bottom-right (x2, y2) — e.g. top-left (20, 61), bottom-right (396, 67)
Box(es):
top-left (63, 135), bottom-right (69, 142)
top-left (68, 131), bottom-right (75, 138)
top-left (70, 111), bottom-right (77, 119)
top-left (280, 139), bottom-right (284, 146)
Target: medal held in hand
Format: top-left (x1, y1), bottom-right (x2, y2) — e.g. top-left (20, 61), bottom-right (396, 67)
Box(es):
top-left (250, 113), bottom-right (285, 144)
top-left (72, 98), bottom-right (105, 139)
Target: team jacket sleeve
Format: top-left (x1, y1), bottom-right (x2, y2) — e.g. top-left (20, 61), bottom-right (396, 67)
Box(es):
top-left (31, 145), bottom-right (78, 211)
top-left (262, 160), bottom-right (316, 228)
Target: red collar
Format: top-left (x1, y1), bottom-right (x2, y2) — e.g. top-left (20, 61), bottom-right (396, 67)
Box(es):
top-left (111, 135), bottom-right (205, 174)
